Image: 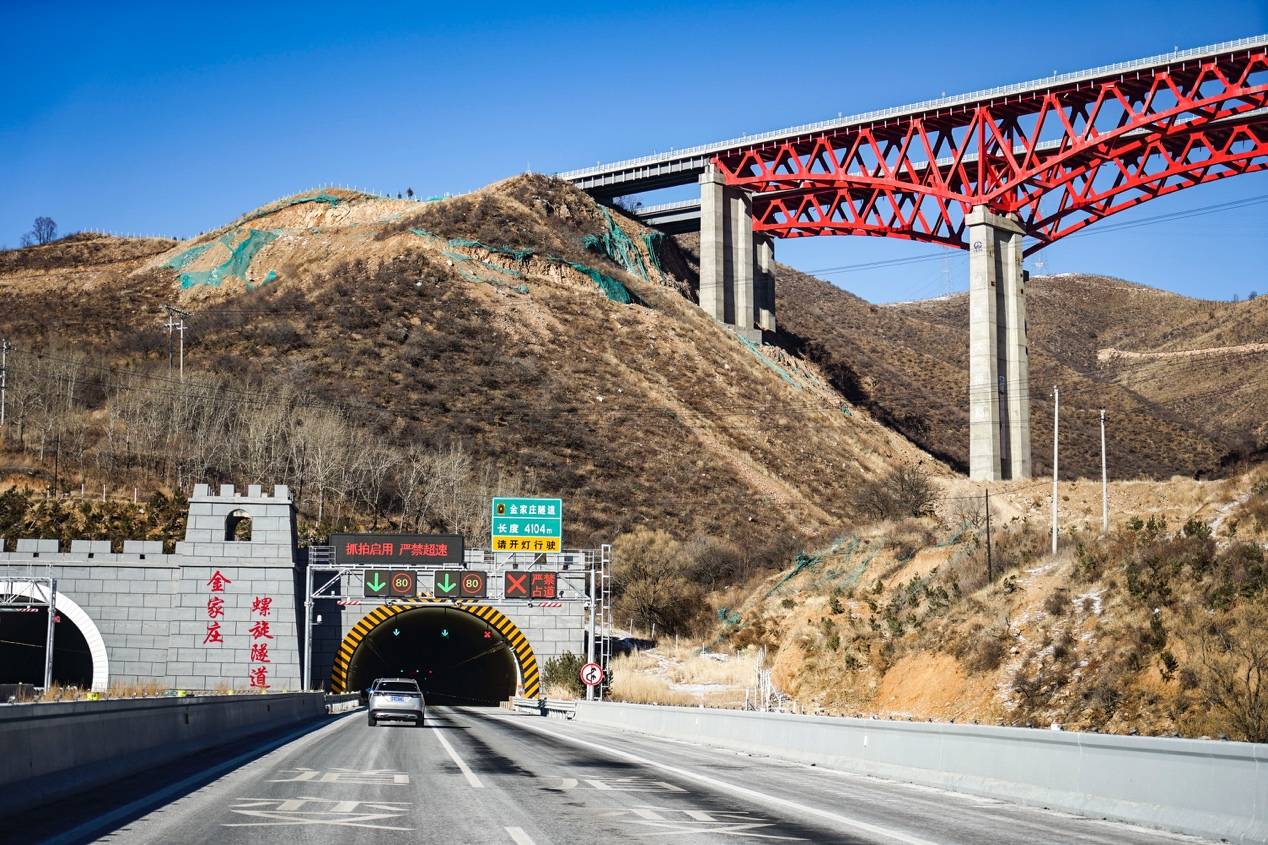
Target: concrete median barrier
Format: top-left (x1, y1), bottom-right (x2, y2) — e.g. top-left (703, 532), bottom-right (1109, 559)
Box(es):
top-left (0, 693), bottom-right (328, 818)
top-left (573, 701), bottom-right (1268, 844)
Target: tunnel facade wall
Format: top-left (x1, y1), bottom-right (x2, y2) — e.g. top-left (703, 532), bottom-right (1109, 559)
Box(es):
top-left (0, 484), bottom-right (302, 691)
top-left (2, 485), bottom-right (592, 696)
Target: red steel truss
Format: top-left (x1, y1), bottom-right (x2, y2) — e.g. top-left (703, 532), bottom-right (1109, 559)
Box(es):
top-left (715, 46), bottom-right (1268, 253)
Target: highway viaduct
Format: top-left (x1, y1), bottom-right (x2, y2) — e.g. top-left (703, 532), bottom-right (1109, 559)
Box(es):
top-left (560, 35), bottom-right (1268, 481)
top-left (0, 484), bottom-right (592, 701)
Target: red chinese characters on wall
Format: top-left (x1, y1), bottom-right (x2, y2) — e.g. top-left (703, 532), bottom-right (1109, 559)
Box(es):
top-left (203, 570), bottom-right (232, 645)
top-left (248, 595), bottom-right (274, 689)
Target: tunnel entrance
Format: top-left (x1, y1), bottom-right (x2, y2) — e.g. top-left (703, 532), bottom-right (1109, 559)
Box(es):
top-left (343, 606), bottom-right (522, 706)
top-left (0, 607), bottom-right (93, 688)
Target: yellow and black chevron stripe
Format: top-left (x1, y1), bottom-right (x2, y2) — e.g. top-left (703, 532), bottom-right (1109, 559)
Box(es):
top-left (329, 599), bottom-right (541, 698)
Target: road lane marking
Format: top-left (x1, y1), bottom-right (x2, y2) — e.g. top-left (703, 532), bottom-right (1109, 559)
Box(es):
top-left (267, 766), bottom-right (409, 785)
top-left (224, 796), bottom-right (412, 830)
top-left (506, 826), bottom-right (537, 844)
top-left (434, 724), bottom-right (484, 788)
top-left (42, 712), bottom-right (361, 845)
top-left (602, 805), bottom-right (801, 839)
top-left (493, 714), bottom-right (941, 845)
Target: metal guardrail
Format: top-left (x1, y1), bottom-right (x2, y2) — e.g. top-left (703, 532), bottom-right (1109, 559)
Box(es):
top-left (324, 692), bottom-right (361, 713)
top-left (509, 697), bottom-right (577, 718)
top-left (558, 34), bottom-right (1268, 180)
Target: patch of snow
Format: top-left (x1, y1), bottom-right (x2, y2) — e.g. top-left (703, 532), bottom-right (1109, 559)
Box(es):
top-left (669, 682), bottom-right (730, 694)
top-left (1074, 590), bottom-right (1103, 615)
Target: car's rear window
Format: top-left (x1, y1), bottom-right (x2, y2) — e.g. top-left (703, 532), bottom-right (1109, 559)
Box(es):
top-left (376, 682), bottom-right (420, 693)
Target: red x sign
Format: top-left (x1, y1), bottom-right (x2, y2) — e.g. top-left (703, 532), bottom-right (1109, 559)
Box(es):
top-left (504, 572), bottom-right (528, 598)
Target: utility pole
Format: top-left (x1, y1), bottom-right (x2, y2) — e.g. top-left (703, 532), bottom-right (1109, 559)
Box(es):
top-left (985, 487), bottom-right (993, 582)
top-left (165, 309), bottom-right (174, 373)
top-left (1100, 409), bottom-right (1109, 534)
top-left (163, 305), bottom-right (189, 380)
top-left (0, 337), bottom-right (8, 427)
top-left (1051, 386), bottom-right (1060, 555)
top-left (53, 431), bottom-right (61, 497)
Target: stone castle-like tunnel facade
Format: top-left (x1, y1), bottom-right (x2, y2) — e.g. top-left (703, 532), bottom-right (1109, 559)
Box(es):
top-left (0, 485), bottom-right (587, 700)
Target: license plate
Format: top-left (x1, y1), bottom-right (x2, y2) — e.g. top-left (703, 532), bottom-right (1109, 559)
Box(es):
top-left (390, 695), bottom-right (406, 702)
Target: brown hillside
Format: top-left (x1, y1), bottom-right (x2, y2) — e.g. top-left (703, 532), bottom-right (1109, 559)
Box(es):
top-left (0, 178), bottom-right (933, 549)
top-left (768, 264), bottom-right (1265, 480)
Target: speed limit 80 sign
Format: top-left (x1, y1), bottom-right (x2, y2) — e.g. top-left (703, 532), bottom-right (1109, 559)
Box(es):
top-left (579, 662), bottom-right (603, 687)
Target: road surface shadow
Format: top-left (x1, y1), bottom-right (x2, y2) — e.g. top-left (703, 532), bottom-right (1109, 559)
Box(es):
top-left (3, 711), bottom-right (355, 844)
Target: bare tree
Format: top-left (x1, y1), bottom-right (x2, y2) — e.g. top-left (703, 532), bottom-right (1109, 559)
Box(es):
top-left (30, 217), bottom-right (57, 245)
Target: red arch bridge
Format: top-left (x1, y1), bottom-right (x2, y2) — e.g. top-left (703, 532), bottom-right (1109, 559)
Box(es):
top-left (560, 36), bottom-right (1268, 481)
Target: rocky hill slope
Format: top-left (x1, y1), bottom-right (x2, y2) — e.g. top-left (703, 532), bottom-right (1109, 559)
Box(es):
top-left (0, 178), bottom-right (931, 549)
top-left (768, 263), bottom-right (1267, 480)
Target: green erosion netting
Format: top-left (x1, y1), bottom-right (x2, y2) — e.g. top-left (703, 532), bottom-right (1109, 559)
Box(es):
top-left (642, 231), bottom-right (665, 271)
top-left (412, 226), bottom-right (627, 302)
top-left (567, 262), bottom-right (632, 304)
top-left (242, 192), bottom-right (343, 225)
top-left (162, 242), bottom-right (213, 271)
top-left (717, 608), bottom-right (742, 626)
top-left (738, 337), bottom-right (798, 387)
top-left (246, 270), bottom-right (279, 291)
top-left (583, 208), bottom-right (653, 282)
top-left (179, 229), bottom-right (280, 289)
top-left (766, 552), bottom-right (822, 597)
top-left (441, 250), bottom-right (526, 291)
top-left (447, 237), bottom-right (535, 261)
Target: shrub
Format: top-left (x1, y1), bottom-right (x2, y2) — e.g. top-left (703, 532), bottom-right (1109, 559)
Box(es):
top-left (1044, 589), bottom-right (1069, 617)
top-left (1188, 600), bottom-right (1268, 742)
top-left (850, 464), bottom-right (939, 521)
top-left (611, 528), bottom-right (706, 634)
top-left (541, 651), bottom-right (585, 698)
top-left (963, 625), bottom-right (1009, 673)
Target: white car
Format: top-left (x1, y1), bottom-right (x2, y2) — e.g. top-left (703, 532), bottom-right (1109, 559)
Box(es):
top-left (367, 678), bottom-right (425, 727)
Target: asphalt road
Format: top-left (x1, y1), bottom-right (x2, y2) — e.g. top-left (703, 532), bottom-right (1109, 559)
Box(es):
top-left (14, 706), bottom-right (1209, 845)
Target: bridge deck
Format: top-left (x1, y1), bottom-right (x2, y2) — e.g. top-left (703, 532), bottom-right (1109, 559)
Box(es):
top-left (560, 35), bottom-right (1268, 197)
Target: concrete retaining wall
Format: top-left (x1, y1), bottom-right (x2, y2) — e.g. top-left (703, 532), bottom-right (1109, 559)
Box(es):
top-left (0, 693), bottom-right (327, 818)
top-left (573, 701), bottom-right (1268, 844)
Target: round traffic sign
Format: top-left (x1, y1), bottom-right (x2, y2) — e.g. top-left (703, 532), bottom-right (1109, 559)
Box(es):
top-left (579, 662), bottom-right (603, 687)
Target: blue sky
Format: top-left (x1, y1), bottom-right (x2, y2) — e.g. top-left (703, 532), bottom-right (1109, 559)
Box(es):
top-left (2, 1), bottom-right (1265, 303)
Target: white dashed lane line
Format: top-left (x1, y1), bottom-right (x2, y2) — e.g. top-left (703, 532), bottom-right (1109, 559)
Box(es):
top-left (433, 719), bottom-right (485, 788)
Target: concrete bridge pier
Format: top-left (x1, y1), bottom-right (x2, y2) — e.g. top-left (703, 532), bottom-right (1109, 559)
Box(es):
top-left (756, 235), bottom-right (777, 332)
top-left (968, 207), bottom-right (1031, 481)
top-left (699, 166), bottom-right (765, 342)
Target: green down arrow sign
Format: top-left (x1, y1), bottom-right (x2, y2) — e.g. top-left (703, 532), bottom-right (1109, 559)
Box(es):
top-left (364, 571), bottom-right (388, 597)
top-left (435, 572), bottom-right (458, 597)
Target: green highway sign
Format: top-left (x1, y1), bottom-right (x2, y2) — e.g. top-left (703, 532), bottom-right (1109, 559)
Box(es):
top-left (492, 497), bottom-right (563, 553)
top-left (433, 571), bottom-right (460, 598)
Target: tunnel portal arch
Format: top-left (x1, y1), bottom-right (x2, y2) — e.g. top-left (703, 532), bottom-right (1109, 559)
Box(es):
top-left (330, 599), bottom-right (541, 698)
top-left (0, 580), bottom-right (110, 692)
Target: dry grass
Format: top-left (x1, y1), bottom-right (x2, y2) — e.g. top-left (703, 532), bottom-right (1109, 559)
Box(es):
top-left (609, 644), bottom-right (760, 708)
